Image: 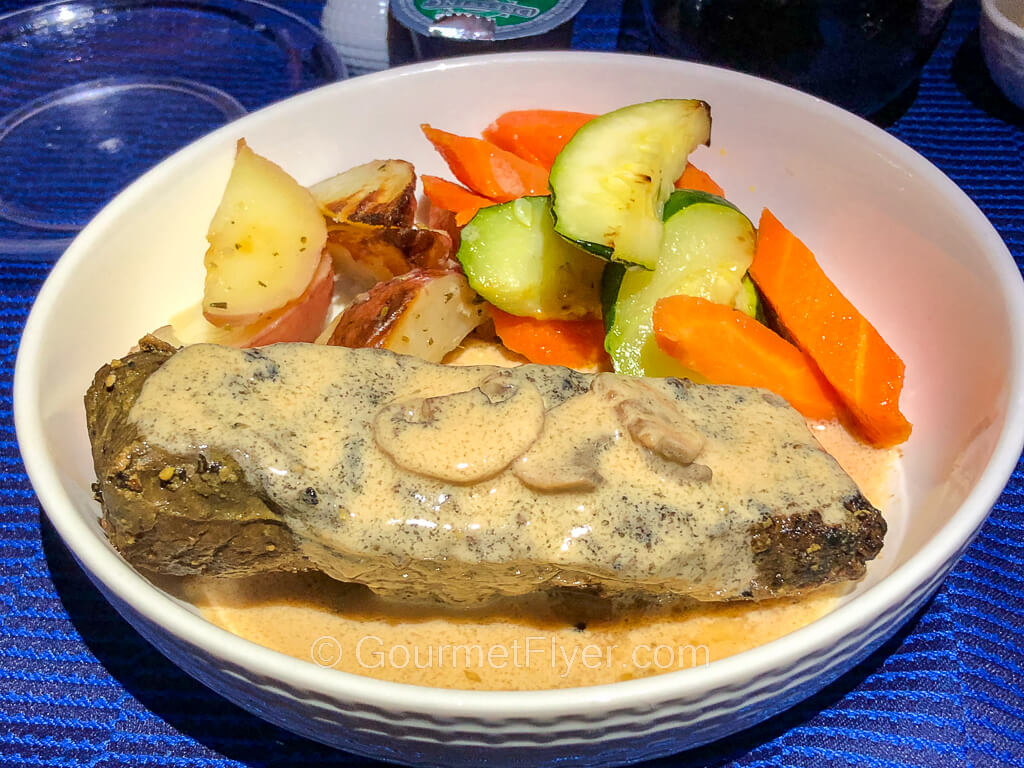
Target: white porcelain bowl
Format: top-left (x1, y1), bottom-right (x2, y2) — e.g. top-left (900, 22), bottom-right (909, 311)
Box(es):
top-left (981, 0), bottom-right (1024, 109)
top-left (14, 53), bottom-right (1024, 766)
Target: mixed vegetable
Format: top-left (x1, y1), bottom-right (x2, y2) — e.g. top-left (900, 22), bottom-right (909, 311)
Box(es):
top-left (166, 99), bottom-right (911, 449)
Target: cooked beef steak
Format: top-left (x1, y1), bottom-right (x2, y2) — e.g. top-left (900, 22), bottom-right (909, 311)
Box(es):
top-left (85, 339), bottom-right (885, 604)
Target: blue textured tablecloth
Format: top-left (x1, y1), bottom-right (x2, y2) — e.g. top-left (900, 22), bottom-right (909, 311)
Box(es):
top-left (2, 1), bottom-right (1023, 766)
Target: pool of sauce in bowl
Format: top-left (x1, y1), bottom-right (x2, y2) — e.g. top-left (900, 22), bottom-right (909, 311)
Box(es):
top-left (174, 412), bottom-right (895, 691)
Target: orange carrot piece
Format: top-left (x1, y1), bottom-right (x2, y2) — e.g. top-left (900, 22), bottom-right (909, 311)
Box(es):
top-left (421, 124), bottom-right (549, 203)
top-left (749, 209), bottom-right (911, 446)
top-left (675, 163), bottom-right (726, 197)
top-left (482, 110), bottom-right (596, 171)
top-left (653, 295), bottom-right (841, 420)
top-left (490, 307), bottom-right (609, 370)
top-left (421, 175), bottom-right (494, 226)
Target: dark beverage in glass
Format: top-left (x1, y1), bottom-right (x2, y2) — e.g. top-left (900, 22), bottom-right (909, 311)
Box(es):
top-left (642, 0), bottom-right (953, 116)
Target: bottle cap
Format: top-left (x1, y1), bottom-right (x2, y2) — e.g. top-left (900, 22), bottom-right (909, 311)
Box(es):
top-left (390, 0), bottom-right (588, 42)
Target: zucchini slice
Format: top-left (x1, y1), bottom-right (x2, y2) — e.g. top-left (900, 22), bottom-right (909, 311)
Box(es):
top-left (457, 197), bottom-right (604, 319)
top-left (605, 189), bottom-right (756, 377)
top-left (733, 274), bottom-right (763, 321)
top-left (550, 99), bottom-right (712, 270)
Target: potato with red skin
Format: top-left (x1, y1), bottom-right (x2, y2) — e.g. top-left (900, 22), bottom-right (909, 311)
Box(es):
top-left (309, 159), bottom-right (417, 228)
top-left (425, 202), bottom-right (462, 253)
top-left (326, 221), bottom-right (455, 282)
top-left (405, 228), bottom-right (456, 271)
top-left (171, 252), bottom-right (334, 347)
top-left (203, 140), bottom-right (327, 327)
top-left (237, 252), bottom-right (334, 347)
top-left (324, 270), bottom-right (488, 363)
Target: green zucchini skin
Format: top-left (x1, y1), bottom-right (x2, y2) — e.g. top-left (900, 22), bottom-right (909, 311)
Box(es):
top-left (600, 262), bottom-right (626, 333)
top-left (549, 99), bottom-right (712, 271)
top-left (456, 197), bottom-right (604, 319)
top-left (733, 274), bottom-right (763, 320)
top-left (662, 188), bottom-right (741, 218)
top-left (604, 189), bottom-right (756, 377)
top-left (668, 190), bottom-right (762, 320)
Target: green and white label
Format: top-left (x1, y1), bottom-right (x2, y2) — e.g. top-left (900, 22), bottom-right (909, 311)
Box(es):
top-left (415, 0), bottom-right (560, 27)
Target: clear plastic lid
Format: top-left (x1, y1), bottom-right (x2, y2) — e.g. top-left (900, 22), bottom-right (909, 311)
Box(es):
top-left (0, 0), bottom-right (344, 258)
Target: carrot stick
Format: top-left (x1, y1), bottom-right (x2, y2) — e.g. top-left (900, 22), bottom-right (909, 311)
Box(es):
top-left (421, 175), bottom-right (494, 226)
top-left (653, 295), bottom-right (841, 420)
top-left (482, 110), bottom-right (596, 171)
top-left (675, 163), bottom-right (726, 197)
top-left (421, 124), bottom-right (549, 203)
top-left (490, 307), bottom-right (609, 370)
top-left (749, 209), bottom-right (911, 446)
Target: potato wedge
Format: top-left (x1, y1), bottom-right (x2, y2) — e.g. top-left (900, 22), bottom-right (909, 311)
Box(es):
top-left (406, 227), bottom-right (455, 271)
top-left (326, 221), bottom-right (454, 282)
top-left (310, 159), bottom-right (416, 228)
top-left (323, 270), bottom-right (488, 363)
top-left (239, 252), bottom-right (334, 347)
top-left (203, 140), bottom-right (327, 327)
top-left (426, 202), bottom-right (462, 253)
top-left (177, 252), bottom-right (333, 347)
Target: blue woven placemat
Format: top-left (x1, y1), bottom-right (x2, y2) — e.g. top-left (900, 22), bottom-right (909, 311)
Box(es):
top-left (2, 1), bottom-right (1023, 766)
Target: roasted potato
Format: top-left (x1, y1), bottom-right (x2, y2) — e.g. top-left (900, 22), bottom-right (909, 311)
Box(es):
top-left (426, 202), bottom-right (462, 253)
top-left (203, 140), bottom-right (327, 327)
top-left (405, 227), bottom-right (456, 271)
top-left (309, 159), bottom-right (417, 228)
top-left (174, 253), bottom-right (334, 348)
top-left (326, 221), bottom-right (455, 282)
top-left (322, 270), bottom-right (488, 363)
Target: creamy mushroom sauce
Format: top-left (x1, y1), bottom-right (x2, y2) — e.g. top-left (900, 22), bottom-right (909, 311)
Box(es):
top-left (179, 573), bottom-right (852, 689)
top-left (130, 342), bottom-right (873, 603)
top-left (131, 341), bottom-right (895, 690)
top-left (174, 420), bottom-right (893, 691)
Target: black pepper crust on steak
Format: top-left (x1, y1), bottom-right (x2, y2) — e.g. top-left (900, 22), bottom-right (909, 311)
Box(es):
top-left (84, 339), bottom-right (886, 603)
top-left (85, 337), bottom-right (306, 577)
top-left (749, 494), bottom-right (886, 595)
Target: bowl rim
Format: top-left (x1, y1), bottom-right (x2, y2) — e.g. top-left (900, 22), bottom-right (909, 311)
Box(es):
top-left (14, 50), bottom-right (1024, 718)
top-left (982, 0), bottom-right (1024, 38)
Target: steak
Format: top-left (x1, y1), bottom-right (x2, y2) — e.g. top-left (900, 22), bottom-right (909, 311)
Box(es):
top-left (85, 338), bottom-right (885, 604)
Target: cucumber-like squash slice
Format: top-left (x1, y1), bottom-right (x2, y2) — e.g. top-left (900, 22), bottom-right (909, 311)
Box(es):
top-left (604, 189), bottom-right (756, 377)
top-left (457, 197), bottom-right (604, 319)
top-left (733, 274), bottom-right (764, 321)
top-left (550, 99), bottom-right (712, 270)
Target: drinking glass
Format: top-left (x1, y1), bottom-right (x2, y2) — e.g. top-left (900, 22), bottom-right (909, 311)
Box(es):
top-left (642, 0), bottom-right (954, 116)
